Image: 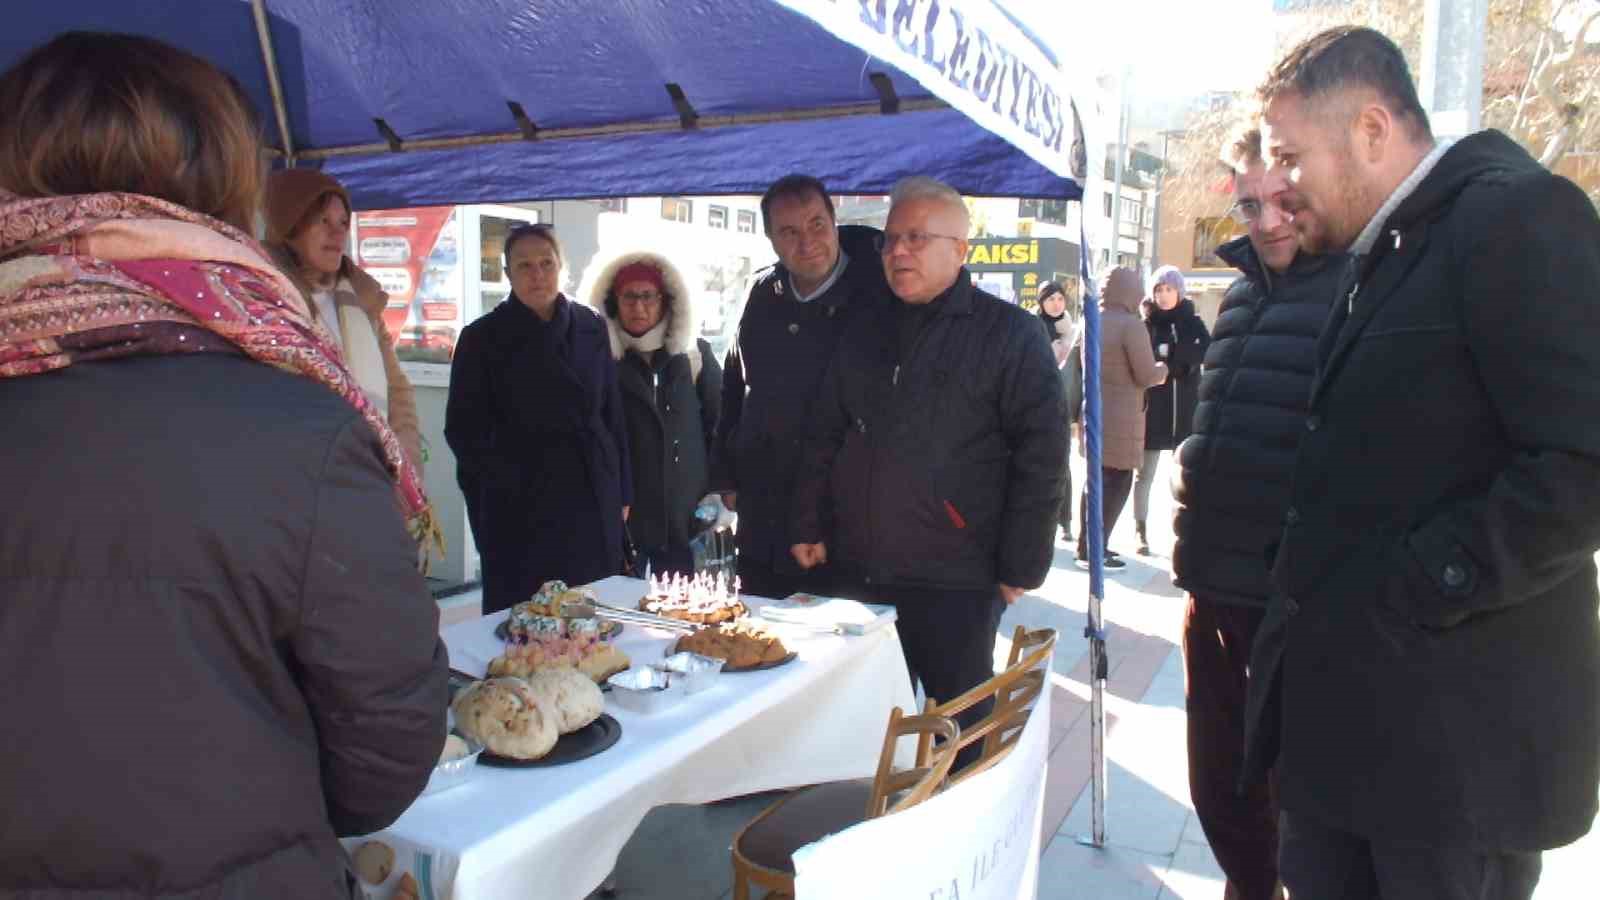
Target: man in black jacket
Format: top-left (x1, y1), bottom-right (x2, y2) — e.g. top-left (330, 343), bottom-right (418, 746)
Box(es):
top-left (1170, 125), bottom-right (1340, 900)
top-left (791, 176), bottom-right (1066, 720)
top-left (712, 175), bottom-right (889, 600)
top-left (1248, 27), bottom-right (1600, 898)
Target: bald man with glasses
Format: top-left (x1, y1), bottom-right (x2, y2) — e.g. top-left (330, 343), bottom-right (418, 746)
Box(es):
top-left (791, 177), bottom-right (1067, 742)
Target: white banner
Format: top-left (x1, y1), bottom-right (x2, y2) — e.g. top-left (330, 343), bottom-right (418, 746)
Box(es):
top-left (773, 0), bottom-right (1094, 185)
top-left (791, 682), bottom-right (1052, 900)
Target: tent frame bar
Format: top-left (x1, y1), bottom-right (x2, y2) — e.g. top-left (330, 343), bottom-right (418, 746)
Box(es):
top-left (250, 0), bottom-right (297, 166)
top-left (272, 97), bottom-right (950, 161)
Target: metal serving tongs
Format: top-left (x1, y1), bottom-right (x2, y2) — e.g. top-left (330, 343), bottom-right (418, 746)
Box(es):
top-left (559, 597), bottom-right (701, 634)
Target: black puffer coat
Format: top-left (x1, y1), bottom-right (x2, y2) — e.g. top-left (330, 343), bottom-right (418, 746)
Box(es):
top-left (792, 269), bottom-right (1067, 591)
top-left (1170, 237), bottom-right (1340, 606)
top-left (710, 226), bottom-right (888, 578)
top-left (1141, 298), bottom-right (1210, 450)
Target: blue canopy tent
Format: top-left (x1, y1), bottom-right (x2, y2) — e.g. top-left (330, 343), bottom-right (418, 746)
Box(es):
top-left (5, 0), bottom-right (1115, 847)
top-left (2, 0), bottom-right (1087, 206)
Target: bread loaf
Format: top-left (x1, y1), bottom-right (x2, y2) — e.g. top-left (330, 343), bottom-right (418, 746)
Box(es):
top-left (450, 677), bottom-right (558, 760)
top-left (524, 667), bottom-right (605, 734)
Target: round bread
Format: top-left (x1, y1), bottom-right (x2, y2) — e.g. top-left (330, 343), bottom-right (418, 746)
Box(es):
top-left (353, 840), bottom-right (395, 885)
top-left (450, 677), bottom-right (558, 760)
top-left (524, 667), bottom-right (605, 734)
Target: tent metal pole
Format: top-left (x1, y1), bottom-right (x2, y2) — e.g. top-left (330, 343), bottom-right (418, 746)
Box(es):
top-left (1087, 589), bottom-right (1107, 848)
top-left (1079, 64), bottom-right (1132, 851)
top-left (250, 0), bottom-right (297, 167)
top-left (1074, 210), bottom-right (1108, 850)
top-left (281, 97), bottom-right (951, 161)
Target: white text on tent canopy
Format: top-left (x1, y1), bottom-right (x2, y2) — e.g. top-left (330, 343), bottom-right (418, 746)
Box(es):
top-left (776, 0), bottom-right (1078, 182)
top-left (791, 688), bottom-right (1051, 900)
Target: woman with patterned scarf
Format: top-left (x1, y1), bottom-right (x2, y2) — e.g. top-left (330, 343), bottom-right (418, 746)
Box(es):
top-left (0, 32), bottom-right (447, 898)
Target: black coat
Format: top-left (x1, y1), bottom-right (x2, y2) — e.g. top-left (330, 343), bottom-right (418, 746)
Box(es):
top-left (1171, 238), bottom-right (1340, 607)
top-left (711, 226), bottom-right (888, 577)
top-left (1141, 298), bottom-right (1209, 450)
top-left (446, 296), bottom-right (632, 614)
top-left (792, 269), bottom-right (1067, 591)
top-left (617, 340), bottom-right (722, 557)
top-left (1244, 131), bottom-right (1600, 852)
top-left (1038, 309), bottom-right (1083, 425)
top-left (0, 354), bottom-right (447, 897)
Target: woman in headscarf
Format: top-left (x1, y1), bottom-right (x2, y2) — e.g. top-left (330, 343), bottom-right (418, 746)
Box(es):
top-left (1133, 265), bottom-right (1210, 555)
top-left (1036, 279), bottom-right (1081, 545)
top-left (0, 32), bottom-right (446, 898)
top-left (264, 169), bottom-right (423, 469)
top-left (581, 250), bottom-right (723, 577)
top-left (445, 224), bottom-right (631, 613)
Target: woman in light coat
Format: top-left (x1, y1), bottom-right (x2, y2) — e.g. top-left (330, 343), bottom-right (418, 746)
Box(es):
top-left (265, 169), bottom-right (423, 469)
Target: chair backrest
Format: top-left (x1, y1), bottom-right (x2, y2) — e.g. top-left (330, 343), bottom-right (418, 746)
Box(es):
top-left (866, 708), bottom-right (961, 819)
top-left (916, 625), bottom-right (1057, 787)
top-left (1006, 624), bottom-right (1058, 669)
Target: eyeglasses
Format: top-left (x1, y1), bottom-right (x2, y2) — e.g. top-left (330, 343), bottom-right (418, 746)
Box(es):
top-left (618, 289), bottom-right (661, 305)
top-left (874, 230), bottom-right (964, 254)
top-left (1226, 197), bottom-right (1288, 225)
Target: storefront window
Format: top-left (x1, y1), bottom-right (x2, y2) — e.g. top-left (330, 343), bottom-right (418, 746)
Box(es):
top-left (1192, 217), bottom-right (1245, 268)
top-left (479, 214), bottom-right (539, 283)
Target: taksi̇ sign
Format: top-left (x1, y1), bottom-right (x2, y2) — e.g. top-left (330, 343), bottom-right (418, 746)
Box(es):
top-left (968, 240), bottom-right (1039, 266)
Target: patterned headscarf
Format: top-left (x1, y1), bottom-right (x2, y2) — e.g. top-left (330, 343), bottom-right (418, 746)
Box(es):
top-left (0, 189), bottom-right (441, 568)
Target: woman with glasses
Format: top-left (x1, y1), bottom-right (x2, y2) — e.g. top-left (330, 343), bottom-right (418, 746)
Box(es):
top-left (446, 224), bottom-right (632, 613)
top-left (580, 250), bottom-right (723, 577)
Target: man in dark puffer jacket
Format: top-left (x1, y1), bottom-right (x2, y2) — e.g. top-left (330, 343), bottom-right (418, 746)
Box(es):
top-left (1168, 125), bottom-right (1341, 900)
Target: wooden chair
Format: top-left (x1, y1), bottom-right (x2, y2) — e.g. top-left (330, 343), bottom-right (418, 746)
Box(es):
top-left (729, 708), bottom-right (961, 900)
top-left (914, 625), bottom-right (1058, 787)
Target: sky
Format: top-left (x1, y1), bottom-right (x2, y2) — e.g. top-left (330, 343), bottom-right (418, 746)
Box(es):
top-left (1010, 0), bottom-right (1281, 97)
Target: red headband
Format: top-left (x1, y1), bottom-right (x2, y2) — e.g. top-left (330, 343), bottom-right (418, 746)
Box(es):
top-left (614, 262), bottom-right (664, 294)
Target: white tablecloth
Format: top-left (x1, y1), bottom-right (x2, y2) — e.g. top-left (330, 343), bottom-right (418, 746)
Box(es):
top-left (350, 576), bottom-right (916, 900)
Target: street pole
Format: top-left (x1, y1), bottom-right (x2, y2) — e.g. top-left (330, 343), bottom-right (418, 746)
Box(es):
top-left (1420, 0), bottom-right (1488, 140)
top-left (1108, 66), bottom-right (1130, 271)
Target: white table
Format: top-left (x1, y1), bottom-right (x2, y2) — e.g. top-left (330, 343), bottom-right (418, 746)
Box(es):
top-left (350, 576), bottom-right (916, 900)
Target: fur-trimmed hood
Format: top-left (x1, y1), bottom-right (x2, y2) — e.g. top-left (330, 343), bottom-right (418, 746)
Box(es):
top-left (580, 248), bottom-right (697, 362)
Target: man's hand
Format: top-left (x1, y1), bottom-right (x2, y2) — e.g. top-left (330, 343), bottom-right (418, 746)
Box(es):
top-left (721, 491), bottom-right (737, 511)
top-left (791, 542), bottom-right (828, 569)
top-left (622, 505), bottom-right (631, 522)
top-left (1000, 583), bottom-right (1025, 605)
